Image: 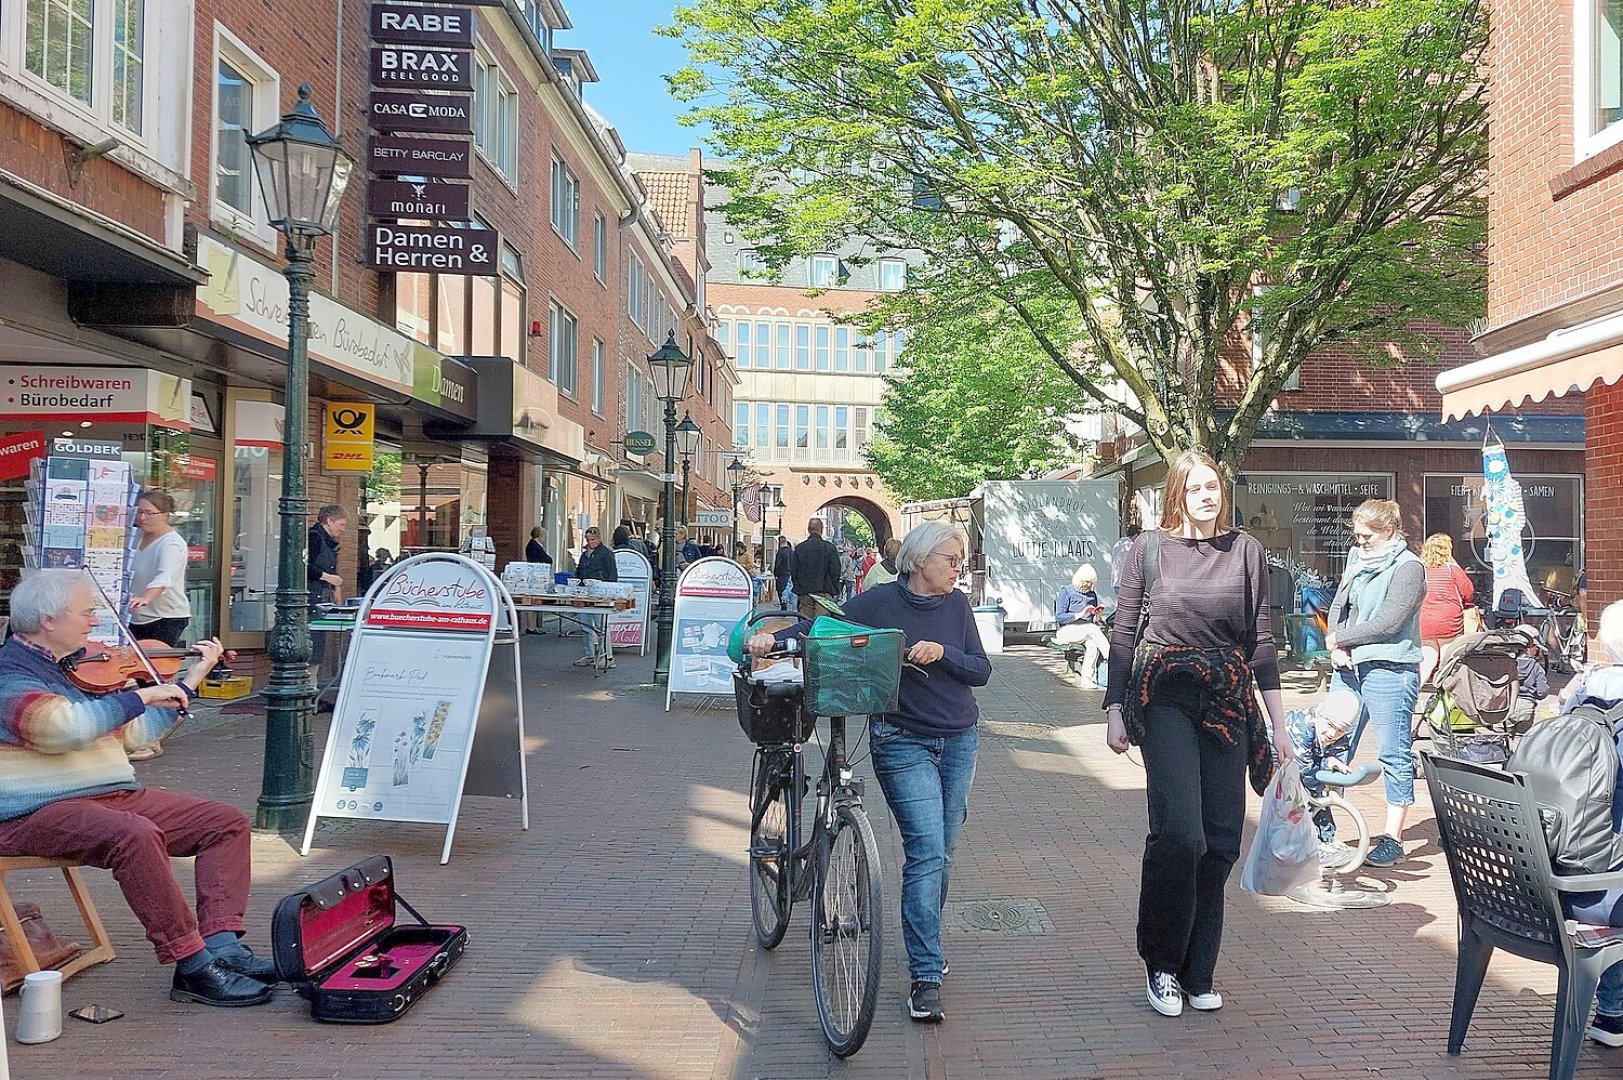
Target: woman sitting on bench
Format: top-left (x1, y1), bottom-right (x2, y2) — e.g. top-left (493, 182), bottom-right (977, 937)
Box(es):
top-left (1055, 563), bottom-right (1109, 689)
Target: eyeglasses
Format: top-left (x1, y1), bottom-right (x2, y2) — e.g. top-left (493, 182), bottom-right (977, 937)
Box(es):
top-left (931, 550), bottom-right (966, 570)
top-left (135, 508), bottom-right (165, 518)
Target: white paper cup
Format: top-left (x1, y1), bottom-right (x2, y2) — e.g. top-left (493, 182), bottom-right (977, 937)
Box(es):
top-left (15, 970), bottom-right (62, 1044)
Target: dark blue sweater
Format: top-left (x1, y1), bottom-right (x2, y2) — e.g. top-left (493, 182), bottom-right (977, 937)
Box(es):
top-left (778, 577), bottom-right (991, 737)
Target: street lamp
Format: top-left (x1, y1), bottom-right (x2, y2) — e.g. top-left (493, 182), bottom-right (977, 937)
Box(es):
top-left (245, 84), bottom-right (354, 832)
top-left (676, 412), bottom-right (700, 537)
top-left (727, 456), bottom-right (746, 556)
top-left (648, 332), bottom-right (694, 681)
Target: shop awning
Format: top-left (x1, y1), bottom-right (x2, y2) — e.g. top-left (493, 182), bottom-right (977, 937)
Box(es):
top-left (0, 169), bottom-right (206, 286)
top-left (1437, 310), bottom-right (1623, 420)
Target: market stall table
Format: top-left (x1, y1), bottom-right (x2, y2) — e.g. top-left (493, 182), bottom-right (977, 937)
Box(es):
top-left (511, 596), bottom-right (635, 676)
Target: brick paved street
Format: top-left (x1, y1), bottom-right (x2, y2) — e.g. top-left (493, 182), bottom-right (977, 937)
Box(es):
top-left (1, 640), bottom-right (1611, 1079)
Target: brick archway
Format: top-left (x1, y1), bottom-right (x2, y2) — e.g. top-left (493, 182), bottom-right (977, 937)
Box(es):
top-left (813, 495), bottom-right (895, 548)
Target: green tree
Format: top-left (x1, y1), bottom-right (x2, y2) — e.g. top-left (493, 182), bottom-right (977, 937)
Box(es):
top-left (368, 450), bottom-right (402, 502)
top-left (668, 0), bottom-right (1486, 469)
top-left (865, 301), bottom-right (1083, 501)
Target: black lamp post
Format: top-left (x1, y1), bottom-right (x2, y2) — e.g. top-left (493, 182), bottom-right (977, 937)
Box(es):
top-left (727, 456), bottom-right (745, 556)
top-left (245, 84), bottom-right (354, 832)
top-left (676, 412), bottom-right (700, 541)
top-left (649, 333), bottom-right (694, 681)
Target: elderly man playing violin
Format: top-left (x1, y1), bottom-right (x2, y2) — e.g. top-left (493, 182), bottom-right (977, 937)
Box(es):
top-left (0, 569), bottom-right (277, 1007)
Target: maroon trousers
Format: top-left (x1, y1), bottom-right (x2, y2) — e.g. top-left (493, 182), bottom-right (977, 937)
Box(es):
top-left (0, 788), bottom-right (252, 964)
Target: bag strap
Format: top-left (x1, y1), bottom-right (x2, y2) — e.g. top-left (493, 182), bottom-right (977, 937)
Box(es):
top-left (1136, 530), bottom-right (1161, 638)
top-left (395, 892), bottom-right (432, 928)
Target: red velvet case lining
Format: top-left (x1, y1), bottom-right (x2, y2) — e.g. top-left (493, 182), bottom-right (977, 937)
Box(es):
top-left (296, 882), bottom-right (397, 977)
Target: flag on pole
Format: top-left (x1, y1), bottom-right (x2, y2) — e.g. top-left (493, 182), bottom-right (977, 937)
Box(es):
top-left (1481, 432), bottom-right (1542, 609)
top-left (742, 484), bottom-right (763, 523)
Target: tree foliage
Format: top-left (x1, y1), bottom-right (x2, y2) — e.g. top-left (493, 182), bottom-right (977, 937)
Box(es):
top-left (667, 0), bottom-right (1487, 469)
top-left (865, 301), bottom-right (1083, 501)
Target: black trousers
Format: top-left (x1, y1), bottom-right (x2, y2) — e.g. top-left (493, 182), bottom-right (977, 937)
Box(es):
top-left (132, 617), bottom-right (188, 647)
top-left (1137, 676), bottom-right (1248, 993)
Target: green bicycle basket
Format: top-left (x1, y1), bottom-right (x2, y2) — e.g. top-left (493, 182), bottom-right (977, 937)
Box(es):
top-left (804, 616), bottom-right (905, 717)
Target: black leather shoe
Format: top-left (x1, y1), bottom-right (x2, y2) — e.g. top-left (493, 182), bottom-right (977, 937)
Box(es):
top-left (214, 948), bottom-right (280, 984)
top-left (170, 959), bottom-right (273, 1006)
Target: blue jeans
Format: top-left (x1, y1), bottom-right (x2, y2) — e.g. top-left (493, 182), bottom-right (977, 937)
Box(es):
top-left (1331, 660), bottom-right (1419, 809)
top-left (1564, 890), bottom-right (1623, 1015)
top-left (581, 613), bottom-right (605, 657)
top-left (869, 719), bottom-right (979, 984)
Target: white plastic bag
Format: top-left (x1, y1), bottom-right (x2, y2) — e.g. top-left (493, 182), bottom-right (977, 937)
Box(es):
top-left (1240, 764), bottom-right (1319, 896)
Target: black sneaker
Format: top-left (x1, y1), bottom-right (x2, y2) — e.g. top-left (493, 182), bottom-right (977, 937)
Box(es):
top-left (170, 958), bottom-right (273, 1007)
top-left (1365, 835), bottom-right (1405, 867)
top-left (1591, 1012), bottom-right (1623, 1047)
top-left (908, 981), bottom-right (944, 1022)
top-left (1146, 970), bottom-right (1183, 1016)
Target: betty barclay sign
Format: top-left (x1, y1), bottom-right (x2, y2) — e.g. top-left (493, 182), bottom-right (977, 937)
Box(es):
top-left (369, 135), bottom-right (472, 179)
top-left (365, 560), bottom-right (494, 633)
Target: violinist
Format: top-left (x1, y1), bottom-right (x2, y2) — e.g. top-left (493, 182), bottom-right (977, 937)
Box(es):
top-left (0, 569), bottom-right (277, 1007)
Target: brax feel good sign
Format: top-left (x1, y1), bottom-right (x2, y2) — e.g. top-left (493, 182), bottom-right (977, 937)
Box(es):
top-left (363, 2), bottom-right (499, 275)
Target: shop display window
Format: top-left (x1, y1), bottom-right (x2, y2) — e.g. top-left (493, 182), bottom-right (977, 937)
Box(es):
top-left (230, 443), bottom-right (283, 632)
top-left (1422, 473), bottom-right (1584, 602)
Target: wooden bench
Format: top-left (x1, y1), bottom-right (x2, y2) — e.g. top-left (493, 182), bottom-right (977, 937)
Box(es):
top-left (0, 857), bottom-right (116, 992)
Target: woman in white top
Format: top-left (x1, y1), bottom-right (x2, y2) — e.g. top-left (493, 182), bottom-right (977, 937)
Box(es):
top-left (128, 489), bottom-right (191, 647)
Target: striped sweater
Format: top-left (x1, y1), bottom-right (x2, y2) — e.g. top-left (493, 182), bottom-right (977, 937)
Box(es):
top-left (0, 638), bottom-right (178, 820)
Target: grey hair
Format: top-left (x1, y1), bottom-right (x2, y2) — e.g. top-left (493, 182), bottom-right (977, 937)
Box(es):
top-left (1071, 563), bottom-right (1098, 590)
top-left (895, 520), bottom-right (967, 576)
top-left (1600, 600), bottom-right (1623, 664)
top-left (10, 569), bottom-right (89, 634)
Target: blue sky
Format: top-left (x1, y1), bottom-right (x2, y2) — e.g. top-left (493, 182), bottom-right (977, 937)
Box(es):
top-left (560, 2), bottom-right (713, 158)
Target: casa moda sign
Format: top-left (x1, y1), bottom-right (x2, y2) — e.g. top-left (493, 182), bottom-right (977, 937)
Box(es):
top-left (369, 91), bottom-right (473, 135)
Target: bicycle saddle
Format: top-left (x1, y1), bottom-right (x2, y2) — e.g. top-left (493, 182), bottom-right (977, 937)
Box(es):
top-left (1314, 762), bottom-right (1382, 787)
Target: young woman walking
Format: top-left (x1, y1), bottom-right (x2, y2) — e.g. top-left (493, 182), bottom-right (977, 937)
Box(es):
top-left (1104, 450), bottom-right (1291, 1018)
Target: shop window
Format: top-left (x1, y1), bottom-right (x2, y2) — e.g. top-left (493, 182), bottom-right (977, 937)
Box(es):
top-left (591, 338), bottom-right (605, 415)
top-left (1422, 473), bottom-right (1585, 602)
top-left (436, 276), bottom-right (467, 356)
top-left (395, 271), bottom-right (433, 346)
top-left (229, 401), bottom-right (284, 633)
top-left (471, 275), bottom-right (498, 355)
top-left (1232, 471), bottom-right (1395, 591)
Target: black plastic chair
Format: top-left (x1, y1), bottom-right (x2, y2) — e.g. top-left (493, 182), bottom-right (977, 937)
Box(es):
top-left (1422, 751), bottom-right (1623, 1079)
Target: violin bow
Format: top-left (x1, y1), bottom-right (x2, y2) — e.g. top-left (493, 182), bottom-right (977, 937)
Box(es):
top-left (82, 570), bottom-right (180, 707)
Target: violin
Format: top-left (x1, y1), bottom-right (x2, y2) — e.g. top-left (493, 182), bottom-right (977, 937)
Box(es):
top-left (61, 639), bottom-right (236, 697)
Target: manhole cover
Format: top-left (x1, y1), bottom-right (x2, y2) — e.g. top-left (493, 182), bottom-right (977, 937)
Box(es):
top-left (945, 898), bottom-right (1054, 935)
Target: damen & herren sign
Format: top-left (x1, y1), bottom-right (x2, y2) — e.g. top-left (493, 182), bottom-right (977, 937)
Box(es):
top-left (365, 224), bottom-right (499, 274)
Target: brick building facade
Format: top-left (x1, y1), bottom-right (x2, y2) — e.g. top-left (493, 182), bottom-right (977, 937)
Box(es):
top-left (0, 0), bottom-right (733, 675)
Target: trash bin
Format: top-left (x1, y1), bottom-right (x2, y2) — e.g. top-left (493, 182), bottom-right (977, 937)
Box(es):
top-left (973, 604), bottom-right (1006, 656)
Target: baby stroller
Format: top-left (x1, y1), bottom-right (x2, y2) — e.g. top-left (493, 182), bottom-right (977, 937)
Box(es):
top-left (1416, 629), bottom-right (1525, 765)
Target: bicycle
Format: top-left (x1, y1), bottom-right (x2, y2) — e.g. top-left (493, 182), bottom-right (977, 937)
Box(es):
top-left (1538, 586), bottom-right (1588, 676)
top-left (736, 615), bottom-right (886, 1058)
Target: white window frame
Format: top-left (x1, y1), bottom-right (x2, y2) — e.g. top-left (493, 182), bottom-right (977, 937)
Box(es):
top-left (1251, 285), bottom-right (1298, 392)
top-left (473, 46), bottom-right (519, 185)
top-left (810, 254), bottom-right (838, 287)
top-left (591, 337), bottom-right (605, 415)
top-left (550, 153), bottom-right (580, 250)
top-left (549, 299), bottom-right (578, 397)
top-left (1, 0), bottom-right (194, 188)
top-left (593, 211), bottom-right (607, 283)
top-left (878, 258), bottom-right (906, 292)
top-left (738, 249), bottom-right (766, 275)
top-left (1578, 0), bottom-right (1623, 159)
top-left (209, 27), bottom-right (280, 251)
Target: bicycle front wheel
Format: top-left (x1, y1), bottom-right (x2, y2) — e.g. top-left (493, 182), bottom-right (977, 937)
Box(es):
top-left (749, 751), bottom-right (793, 949)
top-left (810, 802), bottom-right (883, 1058)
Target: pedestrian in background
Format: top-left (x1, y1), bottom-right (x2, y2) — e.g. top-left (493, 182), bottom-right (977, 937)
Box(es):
top-left (772, 536), bottom-right (794, 610)
top-left (128, 490), bottom-right (190, 648)
top-left (1105, 449), bottom-right (1290, 1020)
top-left (574, 527), bottom-right (618, 668)
top-left (1417, 531), bottom-right (1474, 686)
top-left (746, 519), bottom-right (990, 1024)
top-left (1325, 498), bottom-right (1424, 869)
top-left (791, 518), bottom-right (843, 618)
top-left (1053, 563), bottom-right (1108, 690)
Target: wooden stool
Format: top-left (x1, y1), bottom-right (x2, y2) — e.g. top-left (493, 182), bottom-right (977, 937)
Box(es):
top-left (0, 857), bottom-right (116, 992)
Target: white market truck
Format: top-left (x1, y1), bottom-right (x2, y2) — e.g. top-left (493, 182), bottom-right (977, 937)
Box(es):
top-left (902, 479), bottom-right (1122, 633)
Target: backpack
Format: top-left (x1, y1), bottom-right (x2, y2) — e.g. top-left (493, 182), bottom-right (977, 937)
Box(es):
top-left (1504, 700), bottom-right (1623, 874)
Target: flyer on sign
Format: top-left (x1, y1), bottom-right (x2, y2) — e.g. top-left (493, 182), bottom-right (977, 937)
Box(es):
top-left (666, 557), bottom-right (754, 710)
top-left (321, 630), bottom-right (487, 824)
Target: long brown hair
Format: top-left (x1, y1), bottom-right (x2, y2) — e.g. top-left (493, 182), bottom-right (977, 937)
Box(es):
top-left (1159, 450), bottom-right (1230, 535)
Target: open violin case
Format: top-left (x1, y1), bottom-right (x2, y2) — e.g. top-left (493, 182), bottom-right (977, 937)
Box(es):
top-left (271, 855), bottom-right (467, 1023)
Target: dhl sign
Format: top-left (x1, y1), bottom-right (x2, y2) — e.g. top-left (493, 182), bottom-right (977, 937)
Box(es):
top-left (324, 402), bottom-right (376, 473)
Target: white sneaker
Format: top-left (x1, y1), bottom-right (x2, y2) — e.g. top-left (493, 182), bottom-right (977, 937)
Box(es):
top-left (1186, 989), bottom-right (1222, 1011)
top-left (1318, 840), bottom-right (1354, 869)
top-left (1146, 971), bottom-right (1183, 1017)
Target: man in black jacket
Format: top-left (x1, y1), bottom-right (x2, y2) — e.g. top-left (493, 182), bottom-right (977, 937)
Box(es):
top-left (574, 527), bottom-right (618, 667)
top-left (307, 505), bottom-right (348, 670)
top-left (791, 518), bottom-right (842, 618)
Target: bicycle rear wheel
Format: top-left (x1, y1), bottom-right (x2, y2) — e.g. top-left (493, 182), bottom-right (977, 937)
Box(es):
top-left (749, 750), bottom-right (793, 949)
top-left (810, 802), bottom-right (883, 1057)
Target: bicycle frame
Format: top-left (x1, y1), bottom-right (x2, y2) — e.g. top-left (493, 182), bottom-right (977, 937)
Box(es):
top-left (762, 716), bottom-right (862, 904)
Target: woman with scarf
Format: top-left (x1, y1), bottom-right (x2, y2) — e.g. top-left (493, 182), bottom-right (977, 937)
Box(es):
top-left (1324, 499), bottom-right (1425, 869)
top-left (746, 519), bottom-right (989, 1024)
top-left (1104, 450), bottom-right (1291, 1019)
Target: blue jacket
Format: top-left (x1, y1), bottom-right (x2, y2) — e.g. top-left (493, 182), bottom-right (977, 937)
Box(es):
top-left (1054, 585), bottom-right (1100, 627)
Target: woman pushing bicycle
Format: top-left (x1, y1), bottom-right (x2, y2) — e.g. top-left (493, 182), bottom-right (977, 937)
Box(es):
top-left (748, 519), bottom-right (990, 1024)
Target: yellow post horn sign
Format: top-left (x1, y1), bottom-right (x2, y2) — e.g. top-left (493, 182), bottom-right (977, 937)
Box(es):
top-left (323, 403), bottom-right (375, 473)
